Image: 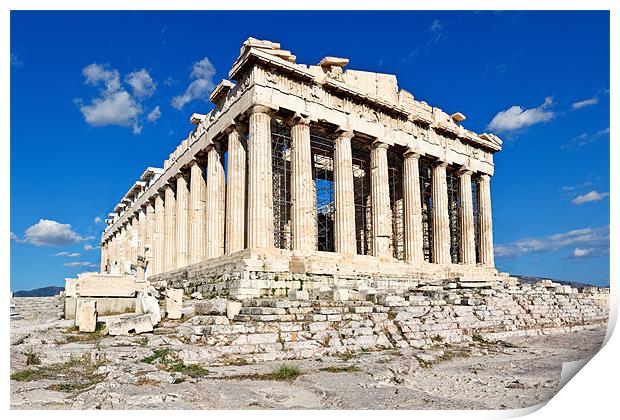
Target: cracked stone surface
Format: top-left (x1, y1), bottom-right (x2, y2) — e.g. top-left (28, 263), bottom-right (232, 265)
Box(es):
top-left (10, 296), bottom-right (605, 410)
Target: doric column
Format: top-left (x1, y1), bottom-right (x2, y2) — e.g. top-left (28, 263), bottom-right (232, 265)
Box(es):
top-left (109, 234), bottom-right (118, 274)
top-left (225, 125), bottom-right (247, 254)
top-left (188, 160), bottom-right (206, 264)
top-left (333, 130), bottom-right (356, 254)
top-left (431, 161), bottom-right (451, 264)
top-left (144, 201), bottom-right (155, 277)
top-left (153, 193), bottom-right (165, 275)
top-left (370, 141), bottom-right (392, 258)
top-left (459, 169), bottom-right (476, 265)
top-left (206, 144), bottom-right (225, 258)
top-left (289, 115), bottom-right (315, 251)
top-left (479, 174), bottom-right (495, 267)
top-left (403, 151), bottom-right (424, 264)
top-left (130, 215), bottom-right (139, 273)
top-left (247, 105), bottom-right (274, 248)
top-left (117, 226), bottom-right (126, 274)
top-left (175, 173), bottom-right (189, 268)
top-left (163, 183), bottom-right (176, 272)
top-left (100, 240), bottom-right (108, 273)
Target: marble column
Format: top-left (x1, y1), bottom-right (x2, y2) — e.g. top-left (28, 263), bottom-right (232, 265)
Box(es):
top-left (153, 193), bottom-right (165, 275)
top-left (431, 161), bottom-right (451, 264)
top-left (247, 105), bottom-right (274, 249)
top-left (403, 151), bottom-right (424, 264)
top-left (333, 130), bottom-right (356, 254)
top-left (130, 215), bottom-right (139, 272)
top-left (459, 170), bottom-right (476, 265)
top-left (100, 240), bottom-right (108, 273)
top-left (370, 141), bottom-right (392, 258)
top-left (163, 184), bottom-right (176, 272)
top-left (119, 225), bottom-right (127, 274)
top-left (225, 125), bottom-right (247, 254)
top-left (188, 160), bottom-right (206, 264)
top-left (144, 201), bottom-right (155, 277)
top-left (109, 233), bottom-right (118, 274)
top-left (289, 115), bottom-right (315, 251)
top-left (206, 144), bottom-right (225, 258)
top-left (479, 174), bottom-right (495, 267)
top-left (175, 173), bottom-right (189, 268)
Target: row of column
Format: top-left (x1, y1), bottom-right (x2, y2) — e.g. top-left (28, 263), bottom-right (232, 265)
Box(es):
top-left (102, 105), bottom-right (495, 275)
top-left (243, 105), bottom-right (494, 266)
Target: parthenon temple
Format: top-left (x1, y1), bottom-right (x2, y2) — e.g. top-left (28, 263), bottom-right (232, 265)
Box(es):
top-left (99, 38), bottom-right (506, 299)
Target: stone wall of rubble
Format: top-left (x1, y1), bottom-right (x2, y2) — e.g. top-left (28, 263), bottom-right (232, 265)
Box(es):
top-left (174, 282), bottom-right (609, 365)
top-left (151, 266), bottom-right (506, 300)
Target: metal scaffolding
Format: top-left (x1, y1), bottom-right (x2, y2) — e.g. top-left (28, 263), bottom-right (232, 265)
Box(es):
top-left (472, 175), bottom-right (481, 264)
top-left (446, 166), bottom-right (462, 263)
top-left (388, 150), bottom-right (404, 260)
top-left (271, 121), bottom-right (292, 250)
top-left (311, 131), bottom-right (335, 252)
top-left (352, 140), bottom-right (372, 256)
top-left (419, 158), bottom-right (434, 262)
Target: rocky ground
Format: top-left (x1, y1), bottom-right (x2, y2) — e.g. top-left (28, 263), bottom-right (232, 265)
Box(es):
top-left (10, 296), bottom-right (606, 410)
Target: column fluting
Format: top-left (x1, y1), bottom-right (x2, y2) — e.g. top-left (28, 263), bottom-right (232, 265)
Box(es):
top-left (225, 125), bottom-right (247, 254)
top-left (370, 141), bottom-right (392, 258)
top-left (431, 161), bottom-right (451, 264)
top-left (403, 151), bottom-right (424, 264)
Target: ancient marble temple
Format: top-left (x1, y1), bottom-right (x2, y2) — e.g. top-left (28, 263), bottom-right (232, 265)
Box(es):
top-left (99, 38), bottom-right (505, 299)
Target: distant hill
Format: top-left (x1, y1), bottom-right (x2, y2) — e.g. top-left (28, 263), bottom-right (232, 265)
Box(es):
top-left (513, 275), bottom-right (607, 290)
top-left (13, 286), bottom-right (64, 297)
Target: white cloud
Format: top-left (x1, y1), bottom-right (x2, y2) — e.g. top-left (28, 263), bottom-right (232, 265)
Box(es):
top-left (571, 248), bottom-right (593, 258)
top-left (84, 244), bottom-right (98, 251)
top-left (78, 63), bottom-right (159, 135)
top-left (147, 106), bottom-right (161, 122)
top-left (495, 225), bottom-right (609, 259)
top-left (430, 19), bottom-right (443, 32)
top-left (171, 57), bottom-right (216, 109)
top-left (83, 63), bottom-right (121, 93)
top-left (54, 251), bottom-right (81, 258)
top-left (10, 232), bottom-right (20, 241)
top-left (64, 261), bottom-right (98, 268)
top-left (79, 90), bottom-right (142, 133)
top-left (571, 190), bottom-right (609, 205)
top-left (125, 69), bottom-right (156, 98)
top-left (22, 219), bottom-right (87, 247)
top-left (571, 97), bottom-right (598, 110)
top-left (487, 97), bottom-right (555, 133)
top-left (94, 216), bottom-right (102, 224)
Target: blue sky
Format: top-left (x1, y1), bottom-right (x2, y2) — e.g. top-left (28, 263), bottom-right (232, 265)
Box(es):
top-left (10, 11), bottom-right (610, 290)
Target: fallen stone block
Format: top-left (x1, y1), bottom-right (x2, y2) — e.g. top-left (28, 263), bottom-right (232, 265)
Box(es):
top-left (76, 300), bottom-right (97, 332)
top-left (136, 292), bottom-right (161, 325)
top-left (191, 292), bottom-right (204, 300)
top-left (166, 288), bottom-right (183, 319)
top-left (106, 314), bottom-right (153, 336)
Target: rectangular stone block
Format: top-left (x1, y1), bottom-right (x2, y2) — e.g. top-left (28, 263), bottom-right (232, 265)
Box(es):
top-left (166, 288), bottom-right (183, 319)
top-left (76, 300), bottom-right (97, 333)
top-left (77, 274), bottom-right (138, 297)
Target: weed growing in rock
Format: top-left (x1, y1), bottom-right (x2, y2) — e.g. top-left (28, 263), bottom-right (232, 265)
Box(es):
top-left (319, 365), bottom-right (360, 373)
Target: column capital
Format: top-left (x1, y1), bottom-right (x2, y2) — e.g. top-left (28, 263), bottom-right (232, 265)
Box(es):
top-left (224, 122), bottom-right (247, 136)
top-left (285, 112), bottom-right (311, 127)
top-left (371, 140), bottom-right (389, 150)
top-left (404, 148), bottom-right (422, 159)
top-left (335, 128), bottom-right (354, 140)
top-left (248, 104), bottom-right (276, 116)
top-left (434, 160), bottom-right (449, 168)
top-left (480, 174), bottom-right (491, 181)
top-left (458, 166), bottom-right (474, 176)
